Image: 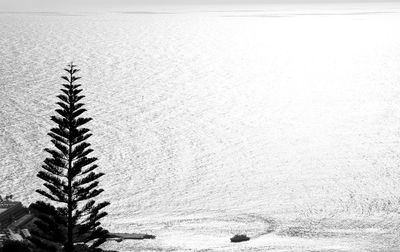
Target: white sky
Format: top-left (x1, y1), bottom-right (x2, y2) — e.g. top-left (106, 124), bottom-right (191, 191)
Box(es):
top-left (0, 0), bottom-right (394, 12)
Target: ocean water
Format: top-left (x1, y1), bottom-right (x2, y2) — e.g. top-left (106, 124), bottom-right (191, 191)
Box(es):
top-left (2, 4), bottom-right (400, 251)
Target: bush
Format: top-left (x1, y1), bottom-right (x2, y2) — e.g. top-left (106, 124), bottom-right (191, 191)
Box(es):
top-left (2, 240), bottom-right (31, 252)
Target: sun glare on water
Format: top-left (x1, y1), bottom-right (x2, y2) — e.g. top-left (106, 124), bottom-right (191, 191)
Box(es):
top-left (1, 3), bottom-right (400, 251)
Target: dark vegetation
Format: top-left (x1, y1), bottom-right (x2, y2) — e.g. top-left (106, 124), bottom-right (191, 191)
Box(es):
top-left (27, 63), bottom-right (110, 252)
top-left (0, 240), bottom-right (31, 252)
top-left (0, 63), bottom-right (155, 251)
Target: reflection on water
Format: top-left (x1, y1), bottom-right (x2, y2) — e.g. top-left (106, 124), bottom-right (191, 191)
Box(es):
top-left (1, 5), bottom-right (400, 250)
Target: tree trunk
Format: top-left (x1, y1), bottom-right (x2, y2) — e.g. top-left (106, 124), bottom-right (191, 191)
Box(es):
top-left (66, 70), bottom-right (74, 252)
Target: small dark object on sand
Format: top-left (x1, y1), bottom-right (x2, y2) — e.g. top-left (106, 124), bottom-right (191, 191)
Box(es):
top-left (230, 234), bottom-right (250, 243)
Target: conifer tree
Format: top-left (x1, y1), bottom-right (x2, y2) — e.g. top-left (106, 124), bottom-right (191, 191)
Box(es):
top-left (31, 63), bottom-right (110, 252)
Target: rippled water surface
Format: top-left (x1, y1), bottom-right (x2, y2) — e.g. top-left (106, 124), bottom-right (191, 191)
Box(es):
top-left (2, 5), bottom-right (400, 251)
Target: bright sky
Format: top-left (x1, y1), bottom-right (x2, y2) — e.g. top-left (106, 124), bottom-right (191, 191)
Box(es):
top-left (0, 0), bottom-right (394, 11)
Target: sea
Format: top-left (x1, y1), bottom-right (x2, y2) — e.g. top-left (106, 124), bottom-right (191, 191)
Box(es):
top-left (2, 3), bottom-right (400, 251)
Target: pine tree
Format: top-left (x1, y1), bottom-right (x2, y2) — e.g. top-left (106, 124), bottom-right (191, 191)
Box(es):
top-left (31, 63), bottom-right (110, 252)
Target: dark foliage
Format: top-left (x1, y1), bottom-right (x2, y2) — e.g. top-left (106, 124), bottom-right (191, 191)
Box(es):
top-left (30, 63), bottom-right (110, 252)
top-left (1, 240), bottom-right (31, 252)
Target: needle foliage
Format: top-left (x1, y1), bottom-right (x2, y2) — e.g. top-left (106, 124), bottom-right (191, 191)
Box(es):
top-left (30, 63), bottom-right (110, 252)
